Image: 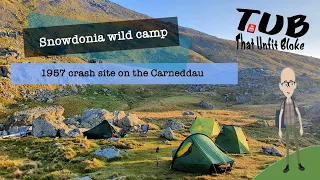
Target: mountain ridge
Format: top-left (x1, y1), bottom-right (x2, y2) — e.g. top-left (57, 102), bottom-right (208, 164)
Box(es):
top-left (0, 0), bottom-right (319, 76)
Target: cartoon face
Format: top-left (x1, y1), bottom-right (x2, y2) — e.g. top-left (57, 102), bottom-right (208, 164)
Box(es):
top-left (279, 68), bottom-right (296, 98)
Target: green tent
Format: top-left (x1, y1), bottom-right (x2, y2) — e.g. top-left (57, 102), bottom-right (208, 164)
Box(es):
top-left (171, 133), bottom-right (234, 174)
top-left (83, 120), bottom-right (121, 139)
top-left (215, 125), bottom-right (250, 154)
top-left (189, 116), bottom-right (221, 137)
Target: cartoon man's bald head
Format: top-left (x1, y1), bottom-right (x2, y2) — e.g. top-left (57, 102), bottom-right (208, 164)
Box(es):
top-left (281, 67), bottom-right (296, 82)
top-left (279, 67), bottom-right (296, 98)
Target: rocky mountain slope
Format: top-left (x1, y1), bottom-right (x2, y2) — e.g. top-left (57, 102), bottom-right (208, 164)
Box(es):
top-left (0, 0), bottom-right (320, 76)
top-left (0, 0), bottom-right (320, 107)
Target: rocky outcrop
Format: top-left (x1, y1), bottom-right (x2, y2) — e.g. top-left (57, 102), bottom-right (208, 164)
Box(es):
top-left (94, 146), bottom-right (126, 160)
top-left (197, 101), bottom-right (214, 109)
top-left (67, 128), bottom-right (81, 138)
top-left (114, 113), bottom-right (145, 131)
top-left (32, 117), bottom-right (60, 138)
top-left (7, 126), bottom-right (19, 134)
top-left (0, 66), bottom-right (10, 77)
top-left (183, 110), bottom-right (194, 116)
top-left (79, 109), bottom-right (113, 128)
top-left (64, 115), bottom-right (81, 127)
top-left (160, 127), bottom-right (176, 140)
top-left (8, 126), bottom-right (29, 134)
top-left (163, 119), bottom-right (184, 130)
top-left (73, 177), bottom-right (92, 180)
top-left (20, 85), bottom-right (87, 102)
top-left (3, 106), bottom-right (64, 130)
top-left (111, 111), bottom-right (126, 124)
top-left (185, 85), bottom-right (207, 92)
top-left (32, 114), bottom-right (68, 138)
top-left (0, 47), bottom-right (20, 59)
top-left (261, 146), bottom-right (282, 157)
top-left (236, 93), bottom-right (252, 104)
top-left (0, 30), bottom-right (23, 39)
top-left (58, 128), bottom-right (81, 138)
top-left (252, 120), bottom-right (269, 127)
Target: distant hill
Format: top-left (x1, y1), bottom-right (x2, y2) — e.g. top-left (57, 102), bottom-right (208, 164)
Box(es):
top-left (0, 0), bottom-right (319, 76)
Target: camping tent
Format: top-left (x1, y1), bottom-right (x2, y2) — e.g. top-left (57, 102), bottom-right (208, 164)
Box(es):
top-left (171, 133), bottom-right (234, 174)
top-left (189, 116), bottom-right (221, 137)
top-left (83, 120), bottom-right (121, 139)
top-left (215, 125), bottom-right (250, 154)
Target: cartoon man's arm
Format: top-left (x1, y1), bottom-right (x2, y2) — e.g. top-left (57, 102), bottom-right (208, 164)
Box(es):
top-left (295, 107), bottom-right (303, 136)
top-left (279, 109), bottom-right (283, 139)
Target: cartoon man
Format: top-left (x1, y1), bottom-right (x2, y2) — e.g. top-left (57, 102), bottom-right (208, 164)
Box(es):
top-left (278, 67), bottom-right (305, 173)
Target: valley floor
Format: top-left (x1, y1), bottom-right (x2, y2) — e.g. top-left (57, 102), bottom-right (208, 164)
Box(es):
top-left (1, 109), bottom-right (319, 180)
top-left (1, 85), bottom-right (319, 180)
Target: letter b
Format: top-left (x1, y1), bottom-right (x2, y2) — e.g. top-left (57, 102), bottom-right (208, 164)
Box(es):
top-left (286, 15), bottom-right (309, 38)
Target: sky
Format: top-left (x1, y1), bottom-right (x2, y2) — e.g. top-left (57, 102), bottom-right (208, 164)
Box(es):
top-left (111, 0), bottom-right (320, 58)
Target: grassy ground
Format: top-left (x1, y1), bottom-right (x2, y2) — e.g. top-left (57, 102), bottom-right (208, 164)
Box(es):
top-left (254, 146), bottom-right (320, 180)
top-left (1, 109), bottom-right (319, 180)
top-left (1, 86), bottom-right (320, 179)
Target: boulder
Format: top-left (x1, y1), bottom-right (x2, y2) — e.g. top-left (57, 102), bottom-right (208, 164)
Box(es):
top-left (73, 177), bottom-right (92, 180)
top-left (57, 128), bottom-right (68, 138)
top-left (308, 101), bottom-right (320, 122)
top-left (111, 111), bottom-right (126, 124)
top-left (94, 146), bottom-right (123, 160)
top-left (46, 98), bottom-right (54, 104)
top-left (64, 115), bottom-right (81, 126)
top-left (8, 126), bottom-right (19, 134)
top-left (254, 120), bottom-right (269, 127)
top-left (183, 110), bottom-right (194, 116)
top-left (107, 137), bottom-right (119, 141)
top-left (261, 146), bottom-right (282, 157)
top-left (18, 126), bottom-right (30, 132)
top-left (3, 106), bottom-right (64, 130)
top-left (197, 101), bottom-right (214, 109)
top-left (80, 143), bottom-right (87, 148)
top-left (115, 113), bottom-right (145, 131)
top-left (20, 161), bottom-right (38, 169)
top-left (72, 85), bottom-right (78, 94)
top-left (2, 130), bottom-right (8, 136)
top-left (52, 143), bottom-right (62, 147)
top-left (236, 94), bottom-right (252, 104)
top-left (273, 142), bottom-right (282, 147)
top-left (68, 128), bottom-right (81, 138)
top-left (163, 119), bottom-right (184, 131)
top-left (7, 126), bottom-right (30, 135)
top-left (80, 109), bottom-right (113, 128)
top-left (57, 128), bottom-right (81, 138)
top-left (0, 66), bottom-right (10, 77)
top-left (160, 127), bottom-right (176, 140)
top-left (103, 88), bottom-right (109, 93)
top-left (0, 124), bottom-right (4, 131)
top-left (32, 117), bottom-right (57, 138)
top-left (32, 115), bottom-right (68, 138)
